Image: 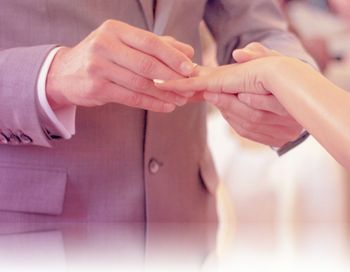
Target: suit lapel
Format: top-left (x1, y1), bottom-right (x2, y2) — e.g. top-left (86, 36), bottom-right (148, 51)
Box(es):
top-left (138, 0), bottom-right (155, 30)
top-left (153, 0), bottom-right (176, 35)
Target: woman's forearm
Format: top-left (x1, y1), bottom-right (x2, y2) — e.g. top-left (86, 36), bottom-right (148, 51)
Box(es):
top-left (266, 57), bottom-right (350, 169)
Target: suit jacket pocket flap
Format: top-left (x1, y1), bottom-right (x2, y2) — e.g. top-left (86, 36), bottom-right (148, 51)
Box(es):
top-left (0, 164), bottom-right (67, 215)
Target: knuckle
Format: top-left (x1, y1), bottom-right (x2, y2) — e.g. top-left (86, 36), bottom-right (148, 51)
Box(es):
top-left (250, 111), bottom-right (263, 123)
top-left (128, 93), bottom-right (142, 107)
top-left (88, 37), bottom-right (107, 54)
top-left (131, 76), bottom-right (150, 91)
top-left (140, 34), bottom-right (160, 50)
top-left (92, 80), bottom-right (107, 93)
top-left (85, 80), bottom-right (101, 98)
top-left (85, 57), bottom-right (101, 75)
top-left (164, 91), bottom-right (176, 102)
top-left (137, 57), bottom-right (156, 74)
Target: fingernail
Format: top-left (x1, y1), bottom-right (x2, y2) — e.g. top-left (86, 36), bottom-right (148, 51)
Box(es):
top-left (180, 61), bottom-right (195, 75)
top-left (153, 79), bottom-right (165, 85)
top-left (204, 92), bottom-right (219, 104)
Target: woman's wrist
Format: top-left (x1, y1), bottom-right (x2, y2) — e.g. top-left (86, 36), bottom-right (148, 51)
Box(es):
top-left (262, 56), bottom-right (305, 97)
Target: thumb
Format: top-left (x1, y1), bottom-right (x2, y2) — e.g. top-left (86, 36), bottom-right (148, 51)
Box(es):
top-left (233, 42), bottom-right (280, 63)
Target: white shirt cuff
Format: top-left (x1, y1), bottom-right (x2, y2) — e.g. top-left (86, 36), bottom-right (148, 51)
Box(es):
top-left (37, 47), bottom-right (76, 139)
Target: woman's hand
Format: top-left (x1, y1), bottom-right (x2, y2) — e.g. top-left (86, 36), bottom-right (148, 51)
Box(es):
top-left (156, 43), bottom-right (304, 148)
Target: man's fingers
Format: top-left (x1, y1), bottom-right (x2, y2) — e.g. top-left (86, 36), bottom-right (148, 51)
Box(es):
top-left (155, 74), bottom-right (210, 93)
top-left (204, 92), bottom-right (297, 126)
top-left (237, 93), bottom-right (289, 116)
top-left (222, 113), bottom-right (301, 142)
top-left (161, 36), bottom-right (195, 59)
top-left (205, 92), bottom-right (303, 145)
top-left (223, 117), bottom-right (288, 147)
top-left (104, 83), bottom-right (176, 113)
top-left (205, 93), bottom-right (259, 120)
top-left (203, 92), bottom-right (235, 111)
top-left (100, 59), bottom-right (190, 106)
top-left (118, 23), bottom-right (194, 76)
top-left (109, 42), bottom-right (184, 81)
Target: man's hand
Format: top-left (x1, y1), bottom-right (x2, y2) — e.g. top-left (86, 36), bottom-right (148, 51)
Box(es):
top-left (204, 92), bottom-right (303, 147)
top-left (46, 20), bottom-right (196, 113)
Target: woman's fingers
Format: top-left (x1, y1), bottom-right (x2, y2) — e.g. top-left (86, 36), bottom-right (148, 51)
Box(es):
top-left (104, 83), bottom-right (176, 113)
top-left (100, 59), bottom-right (190, 106)
top-left (156, 63), bottom-right (270, 95)
top-left (155, 65), bottom-right (236, 93)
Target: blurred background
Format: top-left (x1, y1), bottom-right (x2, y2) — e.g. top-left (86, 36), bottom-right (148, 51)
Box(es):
top-left (200, 3), bottom-right (350, 269)
top-left (200, 0), bottom-right (350, 225)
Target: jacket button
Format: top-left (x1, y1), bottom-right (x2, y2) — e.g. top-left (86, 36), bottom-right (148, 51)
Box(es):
top-left (149, 158), bottom-right (162, 174)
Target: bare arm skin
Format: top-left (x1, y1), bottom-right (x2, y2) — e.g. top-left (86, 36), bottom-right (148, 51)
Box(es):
top-left (264, 57), bottom-right (350, 170)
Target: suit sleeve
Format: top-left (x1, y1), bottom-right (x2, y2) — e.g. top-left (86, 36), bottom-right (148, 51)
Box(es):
top-left (0, 44), bottom-right (59, 147)
top-left (204, 0), bottom-right (317, 67)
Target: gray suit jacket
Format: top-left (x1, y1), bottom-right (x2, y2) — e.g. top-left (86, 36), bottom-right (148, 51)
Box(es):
top-left (0, 0), bottom-right (314, 222)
